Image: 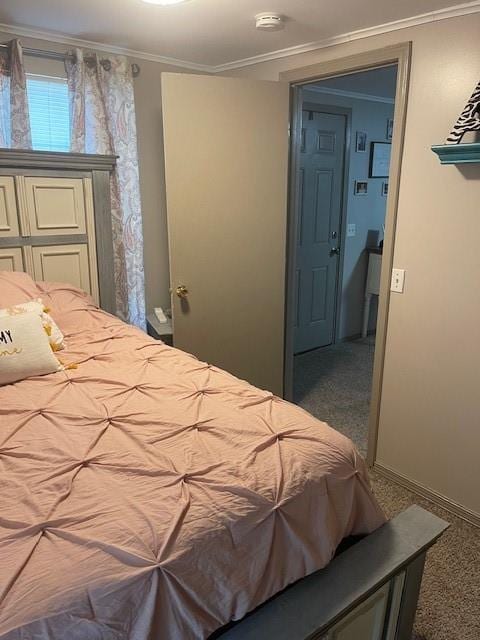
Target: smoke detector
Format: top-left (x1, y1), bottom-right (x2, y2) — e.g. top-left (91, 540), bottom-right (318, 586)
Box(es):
top-left (255, 13), bottom-right (285, 31)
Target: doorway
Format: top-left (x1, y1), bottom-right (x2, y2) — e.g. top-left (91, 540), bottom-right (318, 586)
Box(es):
top-left (160, 44), bottom-right (410, 467)
top-left (283, 48), bottom-right (410, 462)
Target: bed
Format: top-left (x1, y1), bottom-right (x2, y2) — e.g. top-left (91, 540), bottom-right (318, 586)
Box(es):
top-left (0, 272), bottom-right (447, 640)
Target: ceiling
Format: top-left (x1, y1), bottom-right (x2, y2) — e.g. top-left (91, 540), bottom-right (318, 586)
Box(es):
top-left (315, 66), bottom-right (398, 100)
top-left (0, 0), bottom-right (476, 71)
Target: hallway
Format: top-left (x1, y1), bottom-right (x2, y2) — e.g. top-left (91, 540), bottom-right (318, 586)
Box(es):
top-left (293, 336), bottom-right (376, 456)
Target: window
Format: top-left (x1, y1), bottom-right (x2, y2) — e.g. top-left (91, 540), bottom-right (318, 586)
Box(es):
top-left (26, 75), bottom-right (70, 152)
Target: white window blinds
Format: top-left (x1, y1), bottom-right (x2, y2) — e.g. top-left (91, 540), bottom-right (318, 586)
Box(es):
top-left (26, 75), bottom-right (71, 152)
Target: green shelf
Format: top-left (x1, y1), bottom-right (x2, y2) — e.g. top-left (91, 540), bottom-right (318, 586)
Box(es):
top-left (431, 142), bottom-right (480, 164)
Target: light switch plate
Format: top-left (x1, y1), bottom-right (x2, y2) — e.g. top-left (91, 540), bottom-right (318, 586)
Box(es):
top-left (347, 223), bottom-right (356, 237)
top-left (390, 268), bottom-right (405, 293)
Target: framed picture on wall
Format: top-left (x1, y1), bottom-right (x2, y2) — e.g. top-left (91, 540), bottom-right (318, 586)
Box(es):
top-left (382, 181), bottom-right (388, 196)
top-left (369, 142), bottom-right (391, 178)
top-left (354, 180), bottom-right (368, 196)
top-left (386, 118), bottom-right (394, 140)
top-left (355, 131), bottom-right (367, 152)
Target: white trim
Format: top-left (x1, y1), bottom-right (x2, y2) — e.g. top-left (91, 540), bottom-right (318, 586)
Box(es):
top-left (0, 1), bottom-right (480, 73)
top-left (26, 72), bottom-right (67, 83)
top-left (0, 21), bottom-right (211, 72)
top-left (305, 85), bottom-right (395, 104)
top-left (212, 0), bottom-right (480, 72)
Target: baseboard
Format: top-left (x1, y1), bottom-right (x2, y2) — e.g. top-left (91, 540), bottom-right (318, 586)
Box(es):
top-left (373, 462), bottom-right (480, 528)
top-left (338, 330), bottom-right (376, 343)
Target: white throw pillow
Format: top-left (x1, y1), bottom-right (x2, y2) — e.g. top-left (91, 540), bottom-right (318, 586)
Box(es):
top-left (0, 299), bottom-right (65, 351)
top-left (0, 312), bottom-right (63, 385)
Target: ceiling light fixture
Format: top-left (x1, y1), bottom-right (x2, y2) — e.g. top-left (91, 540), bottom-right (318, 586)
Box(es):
top-left (142, 0), bottom-right (188, 5)
top-left (255, 13), bottom-right (285, 32)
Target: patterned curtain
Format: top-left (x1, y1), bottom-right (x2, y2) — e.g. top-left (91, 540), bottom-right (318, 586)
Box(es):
top-left (0, 39), bottom-right (32, 149)
top-left (65, 48), bottom-right (146, 329)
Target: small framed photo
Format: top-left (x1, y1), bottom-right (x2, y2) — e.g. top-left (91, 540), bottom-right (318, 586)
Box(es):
top-left (386, 118), bottom-right (394, 140)
top-left (354, 180), bottom-right (368, 196)
top-left (369, 141), bottom-right (391, 178)
top-left (355, 131), bottom-right (367, 152)
top-left (382, 181), bottom-right (388, 197)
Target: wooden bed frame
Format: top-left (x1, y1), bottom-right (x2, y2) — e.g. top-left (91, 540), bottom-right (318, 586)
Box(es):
top-left (0, 150), bottom-right (449, 640)
top-left (0, 149), bottom-right (117, 315)
top-left (212, 506), bottom-right (448, 640)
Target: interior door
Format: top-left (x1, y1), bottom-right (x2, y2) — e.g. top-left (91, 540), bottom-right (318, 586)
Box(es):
top-left (294, 108), bottom-right (346, 353)
top-left (162, 74), bottom-right (289, 395)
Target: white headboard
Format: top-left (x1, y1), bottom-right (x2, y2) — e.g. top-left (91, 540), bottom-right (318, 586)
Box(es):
top-left (0, 149), bottom-right (117, 315)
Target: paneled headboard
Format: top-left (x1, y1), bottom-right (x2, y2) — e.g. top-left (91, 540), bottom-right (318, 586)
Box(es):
top-left (0, 149), bottom-right (117, 315)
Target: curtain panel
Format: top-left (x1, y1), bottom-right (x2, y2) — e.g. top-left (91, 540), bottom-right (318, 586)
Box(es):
top-left (66, 48), bottom-right (146, 329)
top-left (0, 39), bottom-right (32, 149)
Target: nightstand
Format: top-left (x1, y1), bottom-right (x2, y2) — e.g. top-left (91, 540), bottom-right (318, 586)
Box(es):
top-left (362, 247), bottom-right (382, 339)
top-left (146, 313), bottom-right (173, 346)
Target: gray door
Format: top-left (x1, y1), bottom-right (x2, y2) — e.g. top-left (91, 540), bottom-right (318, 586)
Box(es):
top-left (294, 109), bottom-right (346, 354)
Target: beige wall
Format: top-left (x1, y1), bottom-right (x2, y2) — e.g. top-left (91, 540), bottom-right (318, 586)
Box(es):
top-left (131, 58), bottom-right (195, 312)
top-left (227, 14), bottom-right (480, 518)
top-left (0, 29), bottom-right (196, 313)
top-left (3, 15), bottom-right (480, 518)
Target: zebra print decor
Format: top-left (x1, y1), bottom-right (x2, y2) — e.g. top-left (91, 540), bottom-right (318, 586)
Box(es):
top-left (446, 80), bottom-right (480, 144)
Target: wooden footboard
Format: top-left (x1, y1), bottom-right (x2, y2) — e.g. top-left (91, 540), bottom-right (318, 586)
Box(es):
top-left (213, 505), bottom-right (448, 640)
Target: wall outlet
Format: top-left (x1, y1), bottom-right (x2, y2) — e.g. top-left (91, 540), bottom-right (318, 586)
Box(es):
top-left (347, 223), bottom-right (356, 237)
top-left (390, 268), bottom-right (405, 293)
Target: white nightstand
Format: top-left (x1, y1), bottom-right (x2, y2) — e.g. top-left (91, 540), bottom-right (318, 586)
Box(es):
top-left (362, 248), bottom-right (382, 339)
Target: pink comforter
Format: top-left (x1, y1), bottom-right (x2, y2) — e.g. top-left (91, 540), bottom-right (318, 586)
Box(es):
top-left (0, 281), bottom-right (385, 640)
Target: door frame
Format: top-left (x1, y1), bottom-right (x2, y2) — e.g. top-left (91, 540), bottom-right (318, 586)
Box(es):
top-left (282, 43), bottom-right (412, 467)
top-left (300, 101), bottom-right (352, 349)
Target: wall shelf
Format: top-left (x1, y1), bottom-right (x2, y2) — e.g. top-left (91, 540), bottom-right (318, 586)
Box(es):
top-left (431, 142), bottom-right (480, 164)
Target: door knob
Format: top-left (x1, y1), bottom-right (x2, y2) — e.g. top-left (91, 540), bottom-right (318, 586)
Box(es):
top-left (330, 247), bottom-right (340, 256)
top-left (175, 285), bottom-right (189, 298)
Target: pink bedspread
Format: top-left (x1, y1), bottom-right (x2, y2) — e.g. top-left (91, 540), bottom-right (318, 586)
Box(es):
top-left (0, 281), bottom-right (385, 640)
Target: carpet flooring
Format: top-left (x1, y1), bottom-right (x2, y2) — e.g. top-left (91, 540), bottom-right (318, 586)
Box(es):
top-left (294, 339), bottom-right (480, 640)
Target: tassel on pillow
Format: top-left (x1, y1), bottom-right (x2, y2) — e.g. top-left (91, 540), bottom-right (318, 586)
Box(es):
top-left (0, 299), bottom-right (66, 351)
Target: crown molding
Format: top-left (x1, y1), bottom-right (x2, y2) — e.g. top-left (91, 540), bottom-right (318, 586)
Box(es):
top-left (305, 85), bottom-right (395, 104)
top-left (211, 0), bottom-right (480, 73)
top-left (1, 1), bottom-right (480, 75)
top-left (0, 21), bottom-right (211, 72)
